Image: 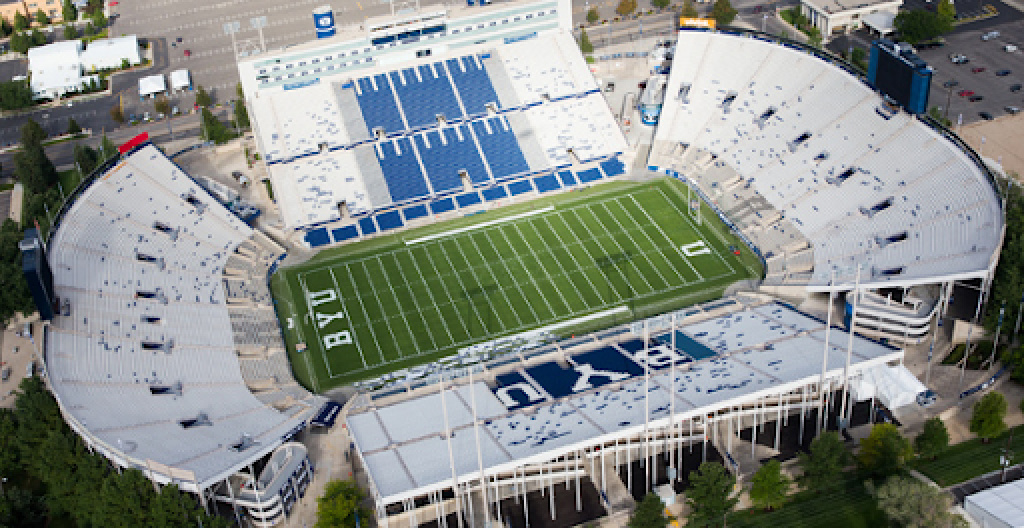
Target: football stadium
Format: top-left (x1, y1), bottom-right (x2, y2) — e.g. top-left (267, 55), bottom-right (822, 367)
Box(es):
top-left (31, 0), bottom-right (1006, 526)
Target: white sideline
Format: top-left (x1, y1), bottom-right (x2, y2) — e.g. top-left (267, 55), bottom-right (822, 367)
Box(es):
top-left (405, 206), bottom-right (555, 245)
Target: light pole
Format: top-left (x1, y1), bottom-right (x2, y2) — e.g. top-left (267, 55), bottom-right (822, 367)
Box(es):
top-left (250, 16), bottom-right (268, 52)
top-left (762, 13), bottom-right (769, 33)
top-left (223, 21), bottom-right (241, 59)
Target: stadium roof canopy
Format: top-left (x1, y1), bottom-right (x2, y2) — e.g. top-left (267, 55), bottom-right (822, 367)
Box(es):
top-left (347, 298), bottom-right (901, 504)
top-left (965, 478), bottom-right (1024, 528)
top-left (651, 30), bottom-right (1003, 291)
top-left (44, 144), bottom-right (322, 491)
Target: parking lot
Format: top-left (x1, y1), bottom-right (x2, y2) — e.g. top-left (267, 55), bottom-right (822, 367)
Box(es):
top-left (916, 18), bottom-right (1024, 125)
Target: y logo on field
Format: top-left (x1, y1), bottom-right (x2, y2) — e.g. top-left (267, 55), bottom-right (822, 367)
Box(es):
top-left (681, 240), bottom-right (711, 257)
top-left (307, 288), bottom-right (353, 351)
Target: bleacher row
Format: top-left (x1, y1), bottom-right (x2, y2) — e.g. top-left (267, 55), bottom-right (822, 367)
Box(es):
top-left (302, 156), bottom-right (626, 247)
top-left (45, 144), bottom-right (322, 485)
top-left (653, 31), bottom-right (1002, 287)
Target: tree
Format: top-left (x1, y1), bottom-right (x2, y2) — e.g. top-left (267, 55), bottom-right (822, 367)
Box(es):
top-left (681, 0), bottom-right (698, 18)
top-left (0, 16), bottom-right (12, 37)
top-left (66, 117), bottom-right (81, 135)
top-left (73, 144), bottom-right (99, 175)
top-left (652, 0), bottom-right (670, 9)
top-left (937, 0), bottom-right (956, 25)
top-left (35, 9), bottom-right (48, 26)
top-left (233, 83), bottom-right (250, 129)
top-left (629, 493), bottom-right (671, 528)
top-left (970, 391), bottom-right (1007, 442)
top-left (858, 423), bottom-right (913, 478)
top-left (109, 104), bottom-right (125, 124)
top-left (14, 11), bottom-right (28, 31)
top-left (83, 21), bottom-right (95, 36)
top-left (62, 0), bottom-right (76, 23)
top-left (30, 29), bottom-right (45, 47)
top-left (315, 479), bottom-right (369, 528)
top-left (750, 460), bottom-right (790, 511)
top-left (0, 79), bottom-right (34, 110)
top-left (710, 0), bottom-right (737, 26)
top-left (154, 95), bottom-right (170, 116)
top-left (579, 28), bottom-right (594, 54)
top-left (9, 32), bottom-right (29, 54)
top-left (587, 6), bottom-right (600, 23)
top-left (89, 8), bottom-right (105, 28)
top-left (195, 84), bottom-right (212, 107)
top-left (63, 23), bottom-right (76, 39)
top-left (616, 0), bottom-right (637, 17)
top-left (686, 462), bottom-right (737, 527)
top-left (874, 475), bottom-right (969, 528)
top-left (13, 119), bottom-right (58, 195)
top-left (893, 10), bottom-right (951, 45)
top-left (807, 26), bottom-right (823, 48)
top-left (798, 431), bottom-right (850, 491)
top-left (915, 417), bottom-right (950, 460)
top-left (851, 46), bottom-right (868, 71)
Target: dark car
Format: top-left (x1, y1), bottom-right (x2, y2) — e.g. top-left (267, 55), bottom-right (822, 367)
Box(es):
top-left (979, 111), bottom-right (994, 120)
top-left (996, 69), bottom-right (1012, 76)
top-left (972, 66), bottom-right (986, 73)
top-left (1012, 84), bottom-right (1023, 92)
top-left (969, 95), bottom-right (984, 102)
top-left (943, 79), bottom-right (959, 88)
top-left (177, 36), bottom-right (183, 43)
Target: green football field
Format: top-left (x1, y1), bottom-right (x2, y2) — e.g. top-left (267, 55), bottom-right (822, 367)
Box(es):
top-left (271, 178), bottom-right (763, 392)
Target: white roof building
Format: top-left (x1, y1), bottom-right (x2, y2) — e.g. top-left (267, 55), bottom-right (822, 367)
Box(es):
top-left (27, 40), bottom-right (85, 99)
top-left (169, 69), bottom-right (191, 91)
top-left (80, 35), bottom-right (141, 72)
top-left (139, 74), bottom-right (166, 97)
top-left (800, 0), bottom-right (902, 42)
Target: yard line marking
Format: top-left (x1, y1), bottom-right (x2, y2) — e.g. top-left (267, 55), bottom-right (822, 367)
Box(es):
top-left (334, 266), bottom-right (388, 365)
top-left (477, 229), bottom-right (542, 322)
top-left (405, 206), bottom-right (555, 245)
top-left (657, 187), bottom-right (737, 276)
top-left (537, 214), bottom-right (609, 307)
top-left (323, 269), bottom-right (371, 371)
top-left (628, 194), bottom-right (705, 281)
top-left (607, 197), bottom-right (688, 284)
top-left (594, 201), bottom-right (672, 289)
top-left (390, 251), bottom-right (452, 347)
top-left (354, 260), bottom-right (412, 358)
top-left (406, 245), bottom-right (471, 337)
top-left (447, 237), bottom-right (513, 332)
top-left (422, 242), bottom-right (488, 334)
top-left (517, 219), bottom-right (591, 311)
top-left (491, 225), bottom-right (560, 316)
top-left (569, 207), bottom-right (654, 295)
top-left (434, 239), bottom-right (495, 333)
top-left (456, 234), bottom-right (525, 328)
top-left (545, 211), bottom-right (623, 304)
top-left (509, 222), bottom-right (575, 312)
top-left (376, 254), bottom-right (438, 351)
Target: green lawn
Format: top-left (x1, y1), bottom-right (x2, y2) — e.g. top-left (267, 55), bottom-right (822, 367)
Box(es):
top-left (728, 477), bottom-right (887, 528)
top-left (911, 424), bottom-right (1024, 486)
top-left (272, 178), bottom-right (762, 391)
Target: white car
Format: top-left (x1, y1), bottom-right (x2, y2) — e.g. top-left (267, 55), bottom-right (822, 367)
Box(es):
top-left (981, 30), bottom-right (1000, 41)
top-left (1006, 44), bottom-right (1019, 52)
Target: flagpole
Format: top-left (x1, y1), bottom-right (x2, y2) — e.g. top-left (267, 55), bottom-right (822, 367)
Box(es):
top-left (839, 265), bottom-right (861, 431)
top-left (439, 370), bottom-right (464, 528)
top-left (817, 269), bottom-right (834, 436)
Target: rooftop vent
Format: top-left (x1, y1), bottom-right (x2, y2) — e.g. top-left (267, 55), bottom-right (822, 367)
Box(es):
top-left (787, 132), bottom-right (811, 152)
top-left (826, 166), bottom-right (857, 186)
top-left (860, 197), bottom-right (894, 217)
top-left (875, 231), bottom-right (908, 249)
top-left (150, 381), bottom-right (183, 396)
top-left (179, 412), bottom-right (212, 429)
top-left (754, 107), bottom-right (776, 128)
top-left (229, 433), bottom-right (260, 452)
top-left (152, 222), bottom-right (179, 241)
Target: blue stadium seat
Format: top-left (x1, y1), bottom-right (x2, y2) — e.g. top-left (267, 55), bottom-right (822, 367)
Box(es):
top-left (558, 170), bottom-right (577, 186)
top-left (403, 204), bottom-right (429, 221)
top-left (447, 56), bottom-right (500, 116)
top-left (430, 198), bottom-right (455, 214)
top-left (600, 157), bottom-right (626, 177)
top-left (331, 225), bottom-right (359, 242)
top-left (358, 217), bottom-right (377, 235)
top-left (576, 168), bottom-right (603, 183)
top-left (376, 210), bottom-right (404, 231)
top-left (375, 138), bottom-right (431, 202)
top-left (507, 180), bottom-right (533, 196)
top-left (481, 186), bottom-right (508, 201)
top-left (455, 192), bottom-right (482, 208)
top-left (414, 125), bottom-right (489, 193)
top-left (390, 64), bottom-right (463, 129)
top-left (305, 228), bottom-right (330, 247)
top-left (355, 74), bottom-right (405, 133)
top-left (471, 117), bottom-right (531, 180)
top-left (533, 174), bottom-right (561, 193)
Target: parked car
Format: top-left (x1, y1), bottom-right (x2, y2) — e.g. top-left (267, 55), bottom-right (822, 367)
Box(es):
top-left (916, 389), bottom-right (937, 407)
top-left (1006, 44), bottom-right (1019, 52)
top-left (971, 66), bottom-right (986, 73)
top-left (1006, 106), bottom-right (1021, 115)
top-left (958, 89), bottom-right (975, 97)
top-left (981, 30), bottom-right (1001, 41)
top-left (1012, 84), bottom-right (1022, 92)
top-left (979, 111), bottom-right (994, 120)
top-left (943, 79), bottom-right (959, 88)
top-left (968, 95), bottom-right (984, 102)
top-left (996, 69), bottom-right (1012, 76)
top-left (184, 49), bottom-right (191, 57)
top-left (949, 54), bottom-right (969, 64)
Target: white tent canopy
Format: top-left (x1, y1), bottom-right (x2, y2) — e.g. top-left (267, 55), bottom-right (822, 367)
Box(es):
top-left (169, 69), bottom-right (191, 91)
top-left (965, 479), bottom-right (1024, 528)
top-left (862, 12), bottom-right (897, 36)
top-left (851, 364), bottom-right (927, 409)
top-left (139, 74), bottom-right (166, 97)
